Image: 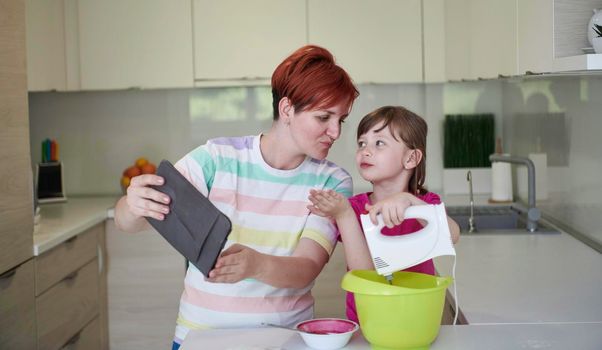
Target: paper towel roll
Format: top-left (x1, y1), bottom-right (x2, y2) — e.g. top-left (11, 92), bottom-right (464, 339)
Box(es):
top-left (491, 161), bottom-right (513, 202)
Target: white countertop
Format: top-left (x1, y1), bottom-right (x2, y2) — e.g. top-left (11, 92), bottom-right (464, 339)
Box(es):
top-left (32, 196), bottom-right (602, 349)
top-left (435, 230), bottom-right (602, 324)
top-left (180, 323), bottom-right (602, 350)
top-left (33, 196), bottom-right (118, 255)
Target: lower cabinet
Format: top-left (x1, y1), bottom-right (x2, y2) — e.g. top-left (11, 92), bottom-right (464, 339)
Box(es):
top-left (34, 223), bottom-right (108, 350)
top-left (0, 260), bottom-right (36, 350)
top-left (105, 220), bottom-right (184, 350)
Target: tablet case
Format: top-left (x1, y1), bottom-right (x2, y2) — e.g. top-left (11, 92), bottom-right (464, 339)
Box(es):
top-left (146, 160), bottom-right (231, 277)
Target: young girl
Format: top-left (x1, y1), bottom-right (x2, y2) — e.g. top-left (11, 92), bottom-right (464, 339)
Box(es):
top-left (307, 106), bottom-right (460, 323)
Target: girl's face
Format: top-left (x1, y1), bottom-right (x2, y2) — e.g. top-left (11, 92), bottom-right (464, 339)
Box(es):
top-left (355, 121), bottom-right (414, 183)
top-left (288, 102), bottom-right (350, 160)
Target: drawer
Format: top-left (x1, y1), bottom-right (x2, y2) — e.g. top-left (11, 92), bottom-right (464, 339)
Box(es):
top-left (37, 259), bottom-right (99, 350)
top-left (0, 260), bottom-right (36, 350)
top-left (35, 224), bottom-right (100, 295)
top-left (60, 317), bottom-right (101, 350)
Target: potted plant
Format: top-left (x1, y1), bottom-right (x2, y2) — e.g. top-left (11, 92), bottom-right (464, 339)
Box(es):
top-left (594, 24), bottom-right (602, 54)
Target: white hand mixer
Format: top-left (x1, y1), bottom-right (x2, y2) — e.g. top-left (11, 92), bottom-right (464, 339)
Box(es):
top-left (360, 202), bottom-right (459, 324)
top-left (360, 203), bottom-right (456, 282)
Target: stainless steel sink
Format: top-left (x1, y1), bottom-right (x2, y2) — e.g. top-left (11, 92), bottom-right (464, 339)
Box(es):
top-left (447, 206), bottom-right (559, 234)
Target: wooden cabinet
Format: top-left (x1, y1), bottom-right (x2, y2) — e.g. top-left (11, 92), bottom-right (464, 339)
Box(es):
top-left (308, 0), bottom-right (423, 83)
top-left (77, 0), bottom-right (193, 90)
top-left (34, 223), bottom-right (107, 350)
top-left (192, 0), bottom-right (306, 83)
top-left (105, 220), bottom-right (184, 350)
top-left (312, 245), bottom-right (346, 319)
top-left (0, 2), bottom-right (35, 348)
top-left (0, 0), bottom-right (33, 275)
top-left (444, 0), bottom-right (518, 80)
top-left (0, 260), bottom-right (36, 350)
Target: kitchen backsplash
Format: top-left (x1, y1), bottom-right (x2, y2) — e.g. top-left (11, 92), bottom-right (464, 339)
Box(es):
top-left (28, 84), bottom-right (446, 196)
top-left (444, 75), bottom-right (602, 247)
top-left (29, 76), bottom-right (602, 246)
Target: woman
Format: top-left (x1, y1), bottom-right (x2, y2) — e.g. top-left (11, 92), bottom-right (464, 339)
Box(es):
top-left (114, 45), bottom-right (359, 349)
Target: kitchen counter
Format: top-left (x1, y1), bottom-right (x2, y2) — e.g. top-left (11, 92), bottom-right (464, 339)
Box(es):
top-left (434, 228), bottom-right (602, 324)
top-left (34, 196), bottom-right (118, 255)
top-left (180, 323), bottom-right (602, 349)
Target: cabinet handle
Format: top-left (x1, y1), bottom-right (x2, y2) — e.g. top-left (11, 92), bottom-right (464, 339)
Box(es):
top-left (0, 268), bottom-right (16, 280)
top-left (63, 271), bottom-right (78, 281)
top-left (62, 331), bottom-right (81, 348)
top-left (98, 244), bottom-right (104, 274)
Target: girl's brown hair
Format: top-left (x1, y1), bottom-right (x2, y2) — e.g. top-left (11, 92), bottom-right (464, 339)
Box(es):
top-left (271, 45), bottom-right (359, 119)
top-left (357, 106), bottom-right (428, 195)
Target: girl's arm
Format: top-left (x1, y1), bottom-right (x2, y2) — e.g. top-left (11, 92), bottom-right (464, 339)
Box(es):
top-left (447, 216), bottom-right (461, 244)
top-left (308, 189), bottom-right (374, 270)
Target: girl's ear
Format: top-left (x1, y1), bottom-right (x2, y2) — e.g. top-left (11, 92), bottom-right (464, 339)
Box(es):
top-left (404, 149), bottom-right (423, 170)
top-left (278, 97), bottom-right (294, 122)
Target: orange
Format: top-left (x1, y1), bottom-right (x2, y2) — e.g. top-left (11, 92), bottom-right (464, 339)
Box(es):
top-left (140, 162), bottom-right (156, 174)
top-left (123, 165), bottom-right (141, 178)
top-left (135, 157), bottom-right (149, 168)
top-left (120, 176), bottom-right (131, 188)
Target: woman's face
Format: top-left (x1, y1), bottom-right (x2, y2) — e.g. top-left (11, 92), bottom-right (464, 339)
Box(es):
top-left (288, 102), bottom-right (350, 160)
top-left (355, 122), bottom-right (413, 183)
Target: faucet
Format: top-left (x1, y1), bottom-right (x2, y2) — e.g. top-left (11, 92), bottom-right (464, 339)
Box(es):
top-left (489, 154), bottom-right (541, 232)
top-left (466, 170), bottom-right (477, 233)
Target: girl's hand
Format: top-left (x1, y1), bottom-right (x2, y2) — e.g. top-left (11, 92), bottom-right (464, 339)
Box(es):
top-left (207, 244), bottom-right (262, 283)
top-left (307, 189), bottom-right (351, 219)
top-left (366, 192), bottom-right (422, 228)
top-left (125, 174), bottom-right (170, 220)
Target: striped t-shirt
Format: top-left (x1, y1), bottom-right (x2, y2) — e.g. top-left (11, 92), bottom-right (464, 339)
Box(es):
top-left (172, 135), bottom-right (353, 344)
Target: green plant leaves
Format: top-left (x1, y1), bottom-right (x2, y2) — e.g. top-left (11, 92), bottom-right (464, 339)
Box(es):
top-left (443, 114), bottom-right (495, 168)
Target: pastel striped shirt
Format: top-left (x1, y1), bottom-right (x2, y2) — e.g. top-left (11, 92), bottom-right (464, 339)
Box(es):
top-left (172, 135), bottom-right (352, 344)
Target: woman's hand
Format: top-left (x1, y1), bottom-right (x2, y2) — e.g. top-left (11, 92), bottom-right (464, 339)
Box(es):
top-left (366, 192), bottom-right (424, 228)
top-left (207, 244), bottom-right (263, 283)
top-left (307, 189), bottom-right (351, 219)
top-left (124, 174), bottom-right (170, 220)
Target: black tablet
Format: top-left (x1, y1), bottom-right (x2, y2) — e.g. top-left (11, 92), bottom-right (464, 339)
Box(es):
top-left (146, 160), bottom-right (231, 277)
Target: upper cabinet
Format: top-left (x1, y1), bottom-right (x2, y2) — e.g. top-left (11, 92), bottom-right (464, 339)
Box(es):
top-left (27, 0), bottom-right (599, 90)
top-left (518, 0), bottom-right (602, 74)
top-left (26, 0), bottom-right (67, 91)
top-left (78, 0), bottom-right (193, 90)
top-left (444, 0), bottom-right (518, 80)
top-left (445, 0), bottom-right (602, 80)
top-left (308, 0), bottom-right (423, 84)
top-left (192, 0), bottom-right (306, 84)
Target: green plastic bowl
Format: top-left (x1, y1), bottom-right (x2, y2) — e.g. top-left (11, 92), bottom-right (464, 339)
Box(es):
top-left (341, 270), bottom-right (452, 350)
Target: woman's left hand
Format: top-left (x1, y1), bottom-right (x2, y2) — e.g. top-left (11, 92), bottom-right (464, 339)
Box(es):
top-left (207, 244), bottom-right (263, 283)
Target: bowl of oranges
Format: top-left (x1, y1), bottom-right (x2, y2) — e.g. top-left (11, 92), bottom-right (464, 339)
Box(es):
top-left (121, 157), bottom-right (157, 194)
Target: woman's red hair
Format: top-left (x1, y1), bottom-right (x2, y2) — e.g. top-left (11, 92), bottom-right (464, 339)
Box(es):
top-left (271, 45), bottom-right (359, 119)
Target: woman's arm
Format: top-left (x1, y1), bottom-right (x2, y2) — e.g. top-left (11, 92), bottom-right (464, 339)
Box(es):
top-left (114, 174), bottom-right (170, 232)
top-left (206, 239), bottom-right (329, 289)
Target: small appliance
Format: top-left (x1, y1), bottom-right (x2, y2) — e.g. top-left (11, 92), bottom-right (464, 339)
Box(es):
top-left (361, 203), bottom-right (456, 282)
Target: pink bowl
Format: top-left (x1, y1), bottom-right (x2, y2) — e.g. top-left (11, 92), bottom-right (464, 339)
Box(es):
top-left (295, 318), bottom-right (358, 350)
